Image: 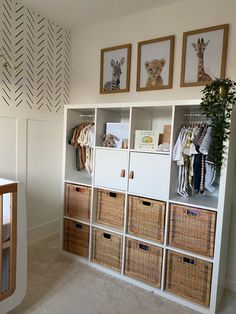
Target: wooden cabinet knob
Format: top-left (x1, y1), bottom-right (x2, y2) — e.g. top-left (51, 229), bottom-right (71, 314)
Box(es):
top-left (120, 169), bottom-right (125, 178)
top-left (129, 170), bottom-right (134, 179)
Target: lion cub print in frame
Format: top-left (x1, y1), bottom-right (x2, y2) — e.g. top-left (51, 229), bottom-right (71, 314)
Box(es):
top-left (136, 35), bottom-right (174, 91)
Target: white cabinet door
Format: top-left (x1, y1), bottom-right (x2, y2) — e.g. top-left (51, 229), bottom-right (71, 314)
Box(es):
top-left (94, 149), bottom-right (128, 191)
top-left (128, 152), bottom-right (170, 200)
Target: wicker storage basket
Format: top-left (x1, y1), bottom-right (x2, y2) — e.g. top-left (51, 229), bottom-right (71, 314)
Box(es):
top-left (64, 219), bottom-right (90, 258)
top-left (96, 189), bottom-right (125, 229)
top-left (166, 250), bottom-right (213, 307)
top-left (92, 228), bottom-right (123, 271)
top-left (125, 238), bottom-right (163, 288)
top-left (169, 203), bottom-right (216, 257)
top-left (128, 195), bottom-right (165, 243)
top-left (65, 183), bottom-right (91, 221)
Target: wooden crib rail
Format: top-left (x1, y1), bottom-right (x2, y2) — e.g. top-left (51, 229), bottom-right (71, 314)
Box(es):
top-left (0, 182), bottom-right (17, 301)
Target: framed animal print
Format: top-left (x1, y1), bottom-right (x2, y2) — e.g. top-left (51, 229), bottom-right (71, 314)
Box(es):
top-left (136, 35), bottom-right (175, 91)
top-left (180, 24), bottom-right (229, 87)
top-left (100, 44), bottom-right (131, 94)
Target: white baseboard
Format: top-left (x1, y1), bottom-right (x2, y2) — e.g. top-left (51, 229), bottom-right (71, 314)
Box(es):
top-left (27, 218), bottom-right (61, 244)
top-left (225, 277), bottom-right (236, 293)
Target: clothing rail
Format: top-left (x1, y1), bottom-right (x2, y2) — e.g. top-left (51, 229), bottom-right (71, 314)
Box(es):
top-left (183, 113), bottom-right (205, 117)
top-left (0, 180), bottom-right (17, 302)
top-left (183, 112), bottom-right (209, 124)
top-left (80, 114), bottom-right (95, 118)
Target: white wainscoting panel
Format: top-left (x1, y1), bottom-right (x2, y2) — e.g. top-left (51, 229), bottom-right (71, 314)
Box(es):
top-left (0, 116), bottom-right (17, 180)
top-left (26, 119), bottom-right (63, 237)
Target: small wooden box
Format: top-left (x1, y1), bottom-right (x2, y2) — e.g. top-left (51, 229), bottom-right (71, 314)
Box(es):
top-left (128, 195), bottom-right (165, 243)
top-left (92, 228), bottom-right (123, 272)
top-left (169, 203), bottom-right (216, 257)
top-left (96, 189), bottom-right (125, 229)
top-left (125, 238), bottom-right (163, 288)
top-left (163, 125), bottom-right (171, 143)
top-left (159, 125), bottom-right (171, 144)
top-left (64, 219), bottom-right (90, 258)
top-left (65, 183), bottom-right (91, 221)
top-left (166, 250), bottom-right (213, 307)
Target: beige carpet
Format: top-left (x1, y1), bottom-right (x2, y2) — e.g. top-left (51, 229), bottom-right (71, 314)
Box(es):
top-left (10, 234), bottom-right (236, 314)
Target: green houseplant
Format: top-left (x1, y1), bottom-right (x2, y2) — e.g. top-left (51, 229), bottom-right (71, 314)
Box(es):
top-left (200, 78), bottom-right (236, 171)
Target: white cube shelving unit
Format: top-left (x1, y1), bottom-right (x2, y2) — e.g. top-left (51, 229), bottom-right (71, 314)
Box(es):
top-left (62, 100), bottom-right (235, 314)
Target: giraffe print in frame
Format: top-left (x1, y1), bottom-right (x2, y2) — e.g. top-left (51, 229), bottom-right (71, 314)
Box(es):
top-left (192, 38), bottom-right (212, 83)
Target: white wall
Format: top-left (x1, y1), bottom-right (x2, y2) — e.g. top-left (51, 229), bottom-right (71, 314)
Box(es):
top-left (70, 0), bottom-right (236, 291)
top-left (71, 0), bottom-right (236, 104)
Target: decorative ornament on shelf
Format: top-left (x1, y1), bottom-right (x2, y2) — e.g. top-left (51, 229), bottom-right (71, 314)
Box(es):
top-left (200, 78), bottom-right (236, 171)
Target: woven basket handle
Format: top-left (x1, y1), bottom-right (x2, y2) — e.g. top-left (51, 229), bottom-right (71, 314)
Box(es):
top-left (139, 243), bottom-right (149, 251)
top-left (142, 201), bottom-right (151, 207)
top-left (109, 192), bottom-right (117, 198)
top-left (76, 187), bottom-right (84, 192)
top-left (103, 233), bottom-right (112, 240)
top-left (186, 209), bottom-right (199, 216)
top-left (183, 257), bottom-right (195, 265)
top-left (75, 223), bottom-right (83, 229)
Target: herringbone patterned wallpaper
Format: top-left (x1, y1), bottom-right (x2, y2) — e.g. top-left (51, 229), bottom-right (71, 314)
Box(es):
top-left (0, 0), bottom-right (71, 113)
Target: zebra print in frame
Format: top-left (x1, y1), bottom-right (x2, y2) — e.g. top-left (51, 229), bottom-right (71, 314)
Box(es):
top-left (0, 0), bottom-right (71, 113)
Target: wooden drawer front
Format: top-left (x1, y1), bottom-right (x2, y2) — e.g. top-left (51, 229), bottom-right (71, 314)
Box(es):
top-left (125, 238), bottom-right (163, 288)
top-left (166, 251), bottom-right (213, 307)
top-left (64, 219), bottom-right (90, 258)
top-left (169, 204), bottom-right (216, 257)
top-left (128, 196), bottom-right (165, 243)
top-left (65, 184), bottom-right (91, 221)
top-left (92, 228), bottom-right (123, 272)
top-left (96, 189), bottom-right (125, 229)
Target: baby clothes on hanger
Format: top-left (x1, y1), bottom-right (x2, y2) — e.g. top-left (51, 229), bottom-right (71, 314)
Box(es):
top-left (173, 127), bottom-right (187, 165)
top-left (173, 122), bottom-right (215, 197)
top-left (205, 161), bottom-right (216, 193)
top-left (173, 126), bottom-right (198, 196)
top-left (193, 153), bottom-right (201, 192)
top-left (70, 122), bottom-right (95, 175)
top-left (199, 154), bottom-right (206, 194)
top-left (70, 123), bottom-right (85, 171)
top-left (199, 127), bottom-right (212, 155)
top-left (78, 124), bottom-right (91, 173)
top-left (87, 126), bottom-right (95, 174)
top-left (78, 124), bottom-right (95, 175)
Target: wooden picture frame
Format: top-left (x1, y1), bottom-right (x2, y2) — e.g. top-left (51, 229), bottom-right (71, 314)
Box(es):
top-left (100, 44), bottom-right (131, 94)
top-left (136, 35), bottom-right (174, 91)
top-left (180, 24), bottom-right (229, 87)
